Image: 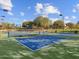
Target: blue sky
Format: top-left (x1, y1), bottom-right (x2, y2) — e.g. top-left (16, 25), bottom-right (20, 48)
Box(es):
top-left (0, 0), bottom-right (79, 25)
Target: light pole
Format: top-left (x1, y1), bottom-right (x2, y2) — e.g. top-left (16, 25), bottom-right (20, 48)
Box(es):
top-left (0, 8), bottom-right (5, 32)
top-left (3, 9), bottom-right (10, 38)
top-left (59, 14), bottom-right (65, 32)
top-left (0, 8), bottom-right (10, 37)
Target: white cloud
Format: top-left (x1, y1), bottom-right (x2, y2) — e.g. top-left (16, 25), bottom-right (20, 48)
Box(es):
top-left (44, 5), bottom-right (60, 14)
top-left (76, 4), bottom-right (79, 7)
top-left (35, 3), bottom-right (60, 16)
top-left (22, 19), bottom-right (33, 22)
top-left (65, 20), bottom-right (71, 23)
top-left (64, 16), bottom-right (76, 20)
top-left (76, 4), bottom-right (79, 11)
top-left (23, 19), bottom-right (27, 22)
top-left (71, 16), bottom-right (76, 19)
top-left (20, 12), bottom-right (25, 16)
top-left (42, 15), bottom-right (48, 17)
top-left (0, 0), bottom-right (13, 11)
top-left (72, 9), bottom-right (76, 13)
top-left (64, 16), bottom-right (69, 19)
top-left (73, 3), bottom-right (79, 13)
top-left (50, 18), bottom-right (59, 23)
top-left (7, 12), bottom-right (13, 15)
top-left (35, 3), bottom-right (43, 13)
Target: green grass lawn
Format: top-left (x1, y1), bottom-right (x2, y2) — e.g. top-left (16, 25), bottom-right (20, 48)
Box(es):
top-left (0, 33), bottom-right (79, 59)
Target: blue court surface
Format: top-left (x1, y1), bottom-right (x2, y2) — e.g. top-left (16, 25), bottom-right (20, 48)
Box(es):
top-left (16, 35), bottom-right (64, 51)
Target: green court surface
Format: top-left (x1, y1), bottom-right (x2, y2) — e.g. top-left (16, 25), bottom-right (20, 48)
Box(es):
top-left (0, 33), bottom-right (79, 59)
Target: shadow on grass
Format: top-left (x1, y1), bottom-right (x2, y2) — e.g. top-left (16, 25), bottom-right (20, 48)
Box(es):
top-left (0, 39), bottom-right (79, 59)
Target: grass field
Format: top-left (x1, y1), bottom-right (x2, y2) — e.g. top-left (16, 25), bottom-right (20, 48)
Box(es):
top-left (0, 33), bottom-right (79, 59)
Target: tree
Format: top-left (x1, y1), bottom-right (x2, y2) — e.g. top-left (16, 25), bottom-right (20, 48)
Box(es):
top-left (77, 21), bottom-right (79, 24)
top-left (75, 21), bottom-right (79, 29)
top-left (52, 20), bottom-right (64, 29)
top-left (1, 22), bottom-right (15, 29)
top-left (34, 16), bottom-right (50, 29)
top-left (22, 21), bottom-right (34, 29)
top-left (66, 22), bottom-right (74, 29)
